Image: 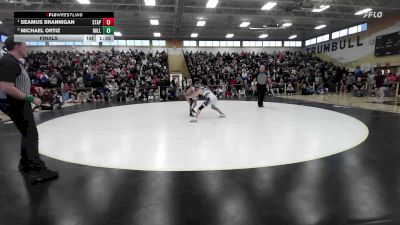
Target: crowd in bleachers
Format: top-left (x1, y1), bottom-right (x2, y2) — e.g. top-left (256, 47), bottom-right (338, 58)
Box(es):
top-left (23, 48), bottom-right (190, 109)
top-left (184, 50), bottom-right (399, 98)
top-left (2, 48), bottom-right (398, 115)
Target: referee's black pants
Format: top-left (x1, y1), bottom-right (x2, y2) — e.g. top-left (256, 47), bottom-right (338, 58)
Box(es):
top-left (0, 100), bottom-right (44, 167)
top-left (257, 84), bottom-right (266, 106)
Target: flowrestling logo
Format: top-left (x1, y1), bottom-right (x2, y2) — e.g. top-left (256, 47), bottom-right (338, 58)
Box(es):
top-left (363, 11), bottom-right (383, 19)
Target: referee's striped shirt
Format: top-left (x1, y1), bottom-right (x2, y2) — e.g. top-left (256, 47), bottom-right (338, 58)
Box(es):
top-left (0, 54), bottom-right (31, 101)
top-left (257, 72), bottom-right (268, 85)
top-left (16, 63), bottom-right (31, 96)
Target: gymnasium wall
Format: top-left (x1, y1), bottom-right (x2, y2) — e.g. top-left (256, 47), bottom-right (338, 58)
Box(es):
top-left (304, 14), bottom-right (400, 72)
top-left (181, 47), bottom-right (301, 54)
top-left (168, 48), bottom-right (190, 78)
top-left (23, 46), bottom-right (301, 54)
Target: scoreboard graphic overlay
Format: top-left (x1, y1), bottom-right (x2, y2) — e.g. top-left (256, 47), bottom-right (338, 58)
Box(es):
top-left (14, 12), bottom-right (114, 42)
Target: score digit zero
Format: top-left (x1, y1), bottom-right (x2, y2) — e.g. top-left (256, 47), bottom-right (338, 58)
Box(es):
top-left (102, 18), bottom-right (114, 26)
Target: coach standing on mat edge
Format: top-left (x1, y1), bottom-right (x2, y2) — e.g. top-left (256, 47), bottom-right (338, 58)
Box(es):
top-left (0, 37), bottom-right (58, 184)
top-left (257, 65), bottom-right (268, 107)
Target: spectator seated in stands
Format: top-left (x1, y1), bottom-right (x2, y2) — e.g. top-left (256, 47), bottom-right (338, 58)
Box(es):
top-left (251, 78), bottom-right (257, 96)
top-left (231, 87), bottom-right (238, 97)
top-left (354, 65), bottom-right (362, 78)
top-left (141, 88), bottom-right (149, 101)
top-left (126, 89), bottom-right (135, 102)
top-left (216, 86), bottom-right (224, 98)
top-left (175, 88), bottom-right (185, 100)
top-left (77, 90), bottom-right (88, 104)
top-left (90, 88), bottom-right (104, 102)
top-left (62, 89), bottom-right (73, 103)
top-left (148, 89), bottom-right (156, 101)
top-left (238, 87), bottom-right (246, 98)
top-left (134, 87), bottom-right (141, 101)
top-left (160, 89), bottom-right (167, 101)
top-left (33, 90), bottom-right (55, 111)
top-left (286, 83), bottom-right (295, 95)
top-left (116, 87), bottom-right (127, 102)
top-left (378, 74), bottom-right (398, 97)
top-left (49, 74), bottom-right (59, 88)
top-left (301, 83), bottom-right (314, 95)
top-left (225, 89), bottom-right (232, 97)
top-left (353, 77), bottom-right (367, 97)
top-left (316, 84), bottom-right (325, 95)
top-left (268, 80), bottom-right (282, 96)
top-left (346, 73), bottom-right (355, 93)
top-left (276, 78), bottom-right (285, 94)
top-left (338, 76), bottom-right (347, 94)
top-left (154, 88), bottom-right (160, 101)
top-left (101, 87), bottom-right (112, 102)
top-left (167, 88), bottom-right (176, 99)
top-left (53, 91), bottom-right (64, 110)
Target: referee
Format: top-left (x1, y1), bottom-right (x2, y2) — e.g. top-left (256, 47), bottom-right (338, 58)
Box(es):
top-left (0, 37), bottom-right (58, 184)
top-left (257, 65), bottom-right (268, 107)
